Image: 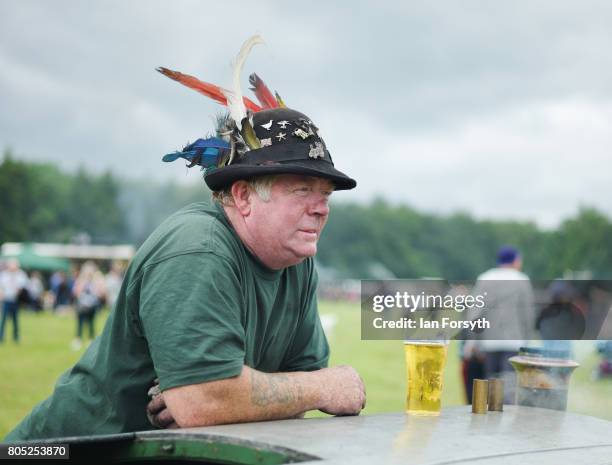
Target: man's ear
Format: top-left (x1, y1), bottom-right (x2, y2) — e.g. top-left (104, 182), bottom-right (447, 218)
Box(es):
top-left (230, 181), bottom-right (252, 216)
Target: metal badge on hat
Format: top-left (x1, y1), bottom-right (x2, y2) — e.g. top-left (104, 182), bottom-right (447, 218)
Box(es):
top-left (293, 128), bottom-right (311, 140)
top-left (309, 142), bottom-right (325, 159)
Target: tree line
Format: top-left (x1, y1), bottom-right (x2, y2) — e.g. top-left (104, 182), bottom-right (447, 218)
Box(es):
top-left (317, 199), bottom-right (612, 279)
top-left (0, 155), bottom-right (125, 245)
top-left (2, 154), bottom-right (611, 279)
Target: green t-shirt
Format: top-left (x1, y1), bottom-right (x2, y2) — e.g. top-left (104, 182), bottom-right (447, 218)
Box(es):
top-left (5, 202), bottom-right (329, 441)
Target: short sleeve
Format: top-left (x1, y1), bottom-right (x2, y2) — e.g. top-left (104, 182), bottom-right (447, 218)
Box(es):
top-left (281, 266), bottom-right (330, 372)
top-left (138, 252), bottom-right (246, 391)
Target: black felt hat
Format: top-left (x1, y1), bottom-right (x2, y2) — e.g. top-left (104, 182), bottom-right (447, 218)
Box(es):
top-left (204, 108), bottom-right (356, 191)
top-left (159, 35), bottom-right (356, 191)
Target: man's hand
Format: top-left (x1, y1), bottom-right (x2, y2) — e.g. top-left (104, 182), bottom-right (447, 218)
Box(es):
top-left (315, 365), bottom-right (366, 416)
top-left (146, 380), bottom-right (177, 429)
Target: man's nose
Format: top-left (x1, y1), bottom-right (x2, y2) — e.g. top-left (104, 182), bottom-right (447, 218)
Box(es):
top-left (309, 194), bottom-right (330, 217)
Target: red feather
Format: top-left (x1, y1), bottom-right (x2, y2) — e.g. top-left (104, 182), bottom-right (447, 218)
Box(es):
top-left (156, 67), bottom-right (262, 113)
top-left (248, 73), bottom-right (279, 109)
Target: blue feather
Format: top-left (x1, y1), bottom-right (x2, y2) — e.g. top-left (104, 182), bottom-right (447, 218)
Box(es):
top-left (185, 137), bottom-right (229, 151)
top-left (162, 137), bottom-right (230, 168)
top-left (162, 152), bottom-right (186, 162)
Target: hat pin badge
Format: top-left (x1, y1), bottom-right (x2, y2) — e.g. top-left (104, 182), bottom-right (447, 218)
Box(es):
top-left (293, 128), bottom-right (310, 139)
top-left (309, 142), bottom-right (325, 159)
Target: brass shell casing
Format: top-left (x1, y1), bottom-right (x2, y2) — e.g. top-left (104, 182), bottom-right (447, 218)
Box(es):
top-left (472, 379), bottom-right (489, 414)
top-left (488, 378), bottom-right (504, 411)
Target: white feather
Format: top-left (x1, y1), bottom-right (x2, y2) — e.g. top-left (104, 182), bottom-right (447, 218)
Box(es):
top-left (222, 34), bottom-right (265, 130)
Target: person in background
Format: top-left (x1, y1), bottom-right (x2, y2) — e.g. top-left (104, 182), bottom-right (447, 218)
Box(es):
top-left (26, 271), bottom-right (45, 312)
top-left (471, 245), bottom-right (536, 403)
top-left (0, 258), bottom-right (29, 343)
top-left (49, 271), bottom-right (63, 308)
top-left (594, 341), bottom-right (612, 379)
top-left (51, 271), bottom-right (72, 312)
top-left (536, 280), bottom-right (585, 357)
top-left (104, 261), bottom-right (125, 310)
top-left (71, 261), bottom-right (106, 350)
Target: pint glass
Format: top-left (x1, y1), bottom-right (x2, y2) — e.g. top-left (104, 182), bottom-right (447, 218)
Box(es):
top-left (404, 340), bottom-right (448, 415)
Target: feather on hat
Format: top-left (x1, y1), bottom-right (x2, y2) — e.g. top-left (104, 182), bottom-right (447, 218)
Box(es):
top-left (159, 35), bottom-right (356, 191)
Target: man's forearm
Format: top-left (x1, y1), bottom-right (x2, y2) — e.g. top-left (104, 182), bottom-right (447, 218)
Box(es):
top-left (163, 365), bottom-right (323, 428)
top-left (249, 368), bottom-right (312, 410)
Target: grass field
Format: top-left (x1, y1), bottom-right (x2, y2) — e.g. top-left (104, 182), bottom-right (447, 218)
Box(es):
top-left (1, 301), bottom-right (610, 438)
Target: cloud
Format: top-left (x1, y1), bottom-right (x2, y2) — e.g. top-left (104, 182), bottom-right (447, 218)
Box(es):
top-left (338, 96), bottom-right (612, 227)
top-left (1, 0), bottom-right (612, 226)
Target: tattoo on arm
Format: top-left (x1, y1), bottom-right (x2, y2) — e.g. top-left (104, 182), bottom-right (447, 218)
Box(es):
top-left (250, 371), bottom-right (304, 407)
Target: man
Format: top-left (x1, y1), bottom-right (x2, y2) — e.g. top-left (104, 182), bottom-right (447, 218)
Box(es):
top-left (468, 245), bottom-right (536, 403)
top-left (0, 258), bottom-right (29, 344)
top-left (5, 105), bottom-right (366, 441)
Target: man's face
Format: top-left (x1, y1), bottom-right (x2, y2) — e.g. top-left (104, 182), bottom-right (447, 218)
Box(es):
top-left (246, 174), bottom-right (333, 269)
top-left (513, 256), bottom-right (523, 271)
top-left (7, 259), bottom-right (19, 272)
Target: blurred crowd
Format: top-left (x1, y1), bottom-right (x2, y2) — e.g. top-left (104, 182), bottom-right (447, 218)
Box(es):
top-left (0, 258), bottom-right (125, 349)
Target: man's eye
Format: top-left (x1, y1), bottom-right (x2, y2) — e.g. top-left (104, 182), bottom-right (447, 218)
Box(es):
top-left (294, 187), bottom-right (311, 195)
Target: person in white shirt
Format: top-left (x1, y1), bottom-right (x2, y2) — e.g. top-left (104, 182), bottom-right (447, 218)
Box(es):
top-left (468, 246), bottom-right (536, 403)
top-left (27, 271), bottom-right (45, 312)
top-left (0, 258), bottom-right (29, 343)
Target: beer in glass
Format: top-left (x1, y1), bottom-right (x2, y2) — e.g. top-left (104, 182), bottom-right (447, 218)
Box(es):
top-left (404, 340), bottom-right (448, 415)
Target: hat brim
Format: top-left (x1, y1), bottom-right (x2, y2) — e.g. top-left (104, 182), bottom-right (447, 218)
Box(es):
top-left (204, 159), bottom-right (357, 191)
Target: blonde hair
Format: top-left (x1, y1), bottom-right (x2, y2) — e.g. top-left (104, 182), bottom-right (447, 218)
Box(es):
top-left (212, 175), bottom-right (278, 205)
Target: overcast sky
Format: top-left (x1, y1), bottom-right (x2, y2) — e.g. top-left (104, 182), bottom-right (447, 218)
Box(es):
top-left (1, 0), bottom-right (611, 228)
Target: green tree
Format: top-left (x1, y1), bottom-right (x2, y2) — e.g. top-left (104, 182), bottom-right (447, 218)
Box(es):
top-left (0, 153), bottom-right (127, 245)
